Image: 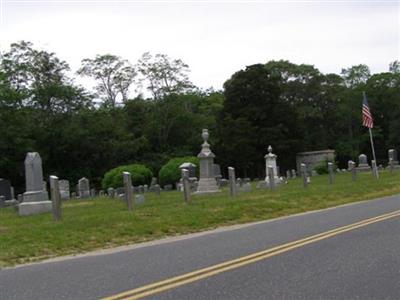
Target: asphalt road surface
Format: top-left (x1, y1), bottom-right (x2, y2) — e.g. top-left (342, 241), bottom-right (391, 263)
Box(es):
top-left (2, 194), bottom-right (400, 299)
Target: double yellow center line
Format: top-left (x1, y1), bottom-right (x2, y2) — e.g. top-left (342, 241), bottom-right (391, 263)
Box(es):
top-left (103, 209), bottom-right (400, 300)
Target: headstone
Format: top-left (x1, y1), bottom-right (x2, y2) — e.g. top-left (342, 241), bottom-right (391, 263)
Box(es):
top-left (179, 163), bottom-right (197, 178)
top-left (50, 175), bottom-right (62, 221)
top-left (78, 177), bottom-right (90, 198)
top-left (59, 180), bottom-right (70, 200)
top-left (135, 194), bottom-right (145, 205)
top-left (328, 162), bottom-right (334, 185)
top-left (194, 129), bottom-right (220, 194)
top-left (301, 163), bottom-right (308, 188)
top-left (116, 187), bottom-right (124, 195)
top-left (149, 177), bottom-right (158, 192)
top-left (123, 172), bottom-right (133, 211)
top-left (219, 178), bottom-right (229, 187)
top-left (237, 178), bottom-right (242, 187)
top-left (311, 170), bottom-right (318, 177)
top-left (99, 190), bottom-right (104, 196)
top-left (0, 196), bottom-right (5, 208)
top-left (0, 179), bottom-right (12, 200)
top-left (19, 152), bottom-right (52, 216)
top-left (228, 167), bottom-right (237, 197)
top-left (268, 166), bottom-right (275, 190)
top-left (356, 154), bottom-right (371, 172)
top-left (241, 182), bottom-right (252, 192)
top-left (164, 184), bottom-right (173, 191)
top-left (154, 184), bottom-right (161, 196)
top-left (243, 178), bottom-right (251, 184)
top-left (90, 188), bottom-right (96, 197)
top-left (388, 149), bottom-right (400, 168)
top-left (181, 169), bottom-right (191, 203)
top-left (389, 158), bottom-right (394, 174)
top-left (291, 169), bottom-right (297, 178)
top-left (213, 164), bottom-right (222, 185)
top-left (107, 187), bottom-right (115, 198)
top-left (264, 146), bottom-right (282, 185)
top-left (138, 185), bottom-right (144, 194)
top-left (256, 180), bottom-right (268, 189)
top-left (371, 160), bottom-right (379, 179)
top-left (143, 185), bottom-right (148, 193)
top-left (286, 170), bottom-right (291, 179)
top-left (133, 186), bottom-right (140, 193)
top-left (349, 161), bottom-right (357, 181)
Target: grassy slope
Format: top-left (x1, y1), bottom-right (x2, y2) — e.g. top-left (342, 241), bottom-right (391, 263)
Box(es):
top-left (1, 171), bottom-right (399, 267)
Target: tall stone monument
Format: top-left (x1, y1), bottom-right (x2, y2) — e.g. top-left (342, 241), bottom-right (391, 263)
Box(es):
top-left (19, 152), bottom-right (52, 216)
top-left (264, 145), bottom-right (282, 185)
top-left (195, 129), bottom-right (219, 194)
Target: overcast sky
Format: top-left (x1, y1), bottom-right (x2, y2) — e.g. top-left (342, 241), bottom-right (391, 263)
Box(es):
top-left (0, 0), bottom-right (399, 95)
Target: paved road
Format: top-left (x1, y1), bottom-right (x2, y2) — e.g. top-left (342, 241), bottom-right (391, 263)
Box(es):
top-left (2, 195), bottom-right (400, 299)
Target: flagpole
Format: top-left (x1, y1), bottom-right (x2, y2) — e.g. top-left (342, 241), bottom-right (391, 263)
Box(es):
top-left (364, 90), bottom-right (379, 179)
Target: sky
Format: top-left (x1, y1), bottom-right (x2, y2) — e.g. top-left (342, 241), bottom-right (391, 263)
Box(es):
top-left (0, 0), bottom-right (399, 96)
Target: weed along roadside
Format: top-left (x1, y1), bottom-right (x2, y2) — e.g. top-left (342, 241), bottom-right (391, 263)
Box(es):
top-left (1, 170), bottom-right (400, 268)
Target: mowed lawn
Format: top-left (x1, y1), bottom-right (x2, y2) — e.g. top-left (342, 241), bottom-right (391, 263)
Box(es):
top-left (1, 170), bottom-right (400, 267)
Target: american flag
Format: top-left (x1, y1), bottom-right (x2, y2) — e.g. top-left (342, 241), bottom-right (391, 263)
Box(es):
top-left (362, 93), bottom-right (373, 128)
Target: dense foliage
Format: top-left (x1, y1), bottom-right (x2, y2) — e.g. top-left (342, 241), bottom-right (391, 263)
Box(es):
top-left (158, 156), bottom-right (199, 187)
top-left (1, 41), bottom-right (399, 191)
top-left (101, 164), bottom-right (153, 189)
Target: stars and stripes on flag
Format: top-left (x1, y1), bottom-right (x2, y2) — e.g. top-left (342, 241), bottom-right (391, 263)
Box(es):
top-left (362, 93), bottom-right (373, 128)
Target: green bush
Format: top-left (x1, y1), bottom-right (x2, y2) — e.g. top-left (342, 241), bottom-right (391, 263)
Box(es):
top-left (159, 156), bottom-right (199, 187)
top-left (314, 160), bottom-right (336, 175)
top-left (102, 164), bottom-right (153, 189)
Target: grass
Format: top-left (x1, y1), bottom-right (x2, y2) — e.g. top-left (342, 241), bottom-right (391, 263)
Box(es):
top-left (1, 170), bottom-right (400, 268)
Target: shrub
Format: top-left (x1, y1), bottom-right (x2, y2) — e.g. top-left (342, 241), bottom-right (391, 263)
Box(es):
top-left (102, 164), bottom-right (153, 189)
top-left (159, 156), bottom-right (199, 187)
top-left (313, 160), bottom-right (336, 175)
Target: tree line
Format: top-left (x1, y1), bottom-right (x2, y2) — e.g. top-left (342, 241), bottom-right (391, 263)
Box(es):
top-left (1, 41), bottom-right (399, 192)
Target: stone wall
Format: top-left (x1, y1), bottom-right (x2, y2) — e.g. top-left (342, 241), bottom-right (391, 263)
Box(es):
top-left (296, 150), bottom-right (335, 174)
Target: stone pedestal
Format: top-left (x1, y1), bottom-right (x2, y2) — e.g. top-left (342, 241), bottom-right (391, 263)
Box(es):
top-left (19, 152), bottom-right (52, 216)
top-left (264, 146), bottom-right (282, 185)
top-left (194, 129), bottom-right (220, 194)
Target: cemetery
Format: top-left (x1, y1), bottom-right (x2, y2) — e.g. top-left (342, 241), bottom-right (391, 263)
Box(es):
top-left (1, 129), bottom-right (400, 267)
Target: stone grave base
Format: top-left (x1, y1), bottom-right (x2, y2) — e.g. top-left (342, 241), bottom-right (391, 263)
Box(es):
top-left (356, 166), bottom-right (371, 172)
top-left (5, 199), bottom-right (18, 206)
top-left (18, 201), bottom-right (52, 216)
top-left (193, 178), bottom-right (220, 195)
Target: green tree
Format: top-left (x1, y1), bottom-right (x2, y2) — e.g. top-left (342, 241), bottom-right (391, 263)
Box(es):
top-left (78, 54), bottom-right (136, 107)
top-left (136, 52), bottom-right (194, 99)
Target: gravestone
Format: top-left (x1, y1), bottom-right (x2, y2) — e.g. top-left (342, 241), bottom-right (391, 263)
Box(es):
top-left (50, 175), bottom-right (62, 221)
top-left (328, 162), bottom-right (334, 184)
top-left (135, 194), bottom-right (145, 205)
top-left (356, 154), bottom-right (371, 172)
top-left (59, 180), bottom-right (70, 200)
top-left (194, 129), bottom-right (220, 194)
top-left (181, 169), bottom-right (191, 203)
top-left (179, 163), bottom-right (197, 178)
top-left (256, 180), bottom-right (268, 189)
top-left (388, 149), bottom-right (400, 169)
top-left (0, 196), bottom-right (5, 208)
top-left (219, 179), bottom-right (229, 187)
top-left (138, 185), bottom-right (144, 194)
top-left (123, 172), bottom-right (133, 211)
top-left (286, 170), bottom-right (291, 179)
top-left (228, 167), bottom-right (236, 197)
top-left (149, 177), bottom-right (158, 192)
top-left (78, 177), bottom-right (90, 198)
top-left (19, 152), bottom-right (52, 216)
top-left (268, 166), bottom-right (275, 190)
top-left (213, 164), bottom-right (222, 184)
top-left (107, 187), bottom-right (115, 198)
top-left (0, 179), bottom-right (12, 200)
top-left (90, 188), bottom-right (96, 197)
top-left (116, 187), bottom-right (124, 195)
top-left (349, 161), bottom-right (357, 181)
top-left (371, 160), bottom-right (379, 179)
top-left (164, 184), bottom-right (173, 191)
top-left (99, 190), bottom-right (104, 196)
top-left (71, 192), bottom-right (76, 198)
top-left (154, 184), bottom-right (161, 196)
top-left (264, 146), bottom-right (282, 185)
top-left (143, 185), bottom-right (148, 193)
top-left (301, 163), bottom-right (308, 188)
top-left (291, 169), bottom-right (297, 178)
top-left (240, 182), bottom-right (252, 192)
